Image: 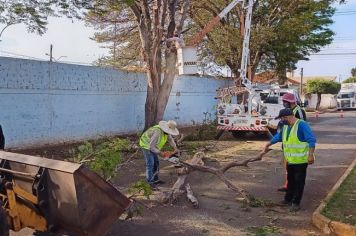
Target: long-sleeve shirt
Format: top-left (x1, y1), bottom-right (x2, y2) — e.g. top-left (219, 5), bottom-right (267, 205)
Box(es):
top-left (271, 120), bottom-right (316, 148)
top-left (149, 129), bottom-right (177, 154)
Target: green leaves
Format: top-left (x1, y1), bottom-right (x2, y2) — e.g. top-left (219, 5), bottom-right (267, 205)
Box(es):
top-left (128, 180), bottom-right (152, 199)
top-left (76, 138), bottom-right (131, 179)
top-left (351, 67), bottom-right (356, 77)
top-left (306, 79), bottom-right (341, 94)
top-left (343, 77), bottom-right (356, 83)
top-left (190, 0), bottom-right (339, 79)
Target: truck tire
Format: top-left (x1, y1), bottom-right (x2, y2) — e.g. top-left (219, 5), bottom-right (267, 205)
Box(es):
top-left (0, 207), bottom-right (9, 236)
top-left (231, 131), bottom-right (246, 139)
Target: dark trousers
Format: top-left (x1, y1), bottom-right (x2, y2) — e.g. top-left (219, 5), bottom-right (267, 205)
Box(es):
top-left (285, 163), bottom-right (308, 205)
top-left (0, 125), bottom-right (4, 150)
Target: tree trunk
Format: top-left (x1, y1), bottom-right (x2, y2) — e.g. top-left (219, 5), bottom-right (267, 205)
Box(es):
top-left (144, 60), bottom-right (160, 130)
top-left (156, 49), bottom-right (177, 122)
top-left (316, 93), bottom-right (322, 111)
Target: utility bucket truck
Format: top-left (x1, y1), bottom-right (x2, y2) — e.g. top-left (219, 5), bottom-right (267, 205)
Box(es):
top-left (177, 0), bottom-right (284, 138)
top-left (215, 0), bottom-right (281, 138)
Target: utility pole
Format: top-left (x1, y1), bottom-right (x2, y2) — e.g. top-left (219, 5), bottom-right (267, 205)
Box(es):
top-left (49, 44), bottom-right (53, 62)
top-left (300, 67), bottom-right (304, 94)
top-left (339, 74), bottom-right (341, 83)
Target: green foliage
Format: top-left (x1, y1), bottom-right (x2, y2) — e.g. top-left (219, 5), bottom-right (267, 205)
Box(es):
top-left (306, 79), bottom-right (341, 94)
top-left (0, 0), bottom-right (88, 37)
top-left (244, 195), bottom-right (274, 208)
top-left (343, 77), bottom-right (356, 83)
top-left (190, 0), bottom-right (340, 77)
top-left (351, 67), bottom-right (356, 77)
top-left (76, 138), bottom-right (131, 179)
top-left (128, 180), bottom-right (152, 199)
top-left (246, 225), bottom-right (281, 236)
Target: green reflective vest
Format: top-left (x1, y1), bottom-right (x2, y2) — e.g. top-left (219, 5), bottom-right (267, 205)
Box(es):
top-left (293, 105), bottom-right (305, 120)
top-left (139, 125), bottom-right (168, 151)
top-left (282, 119), bottom-right (309, 164)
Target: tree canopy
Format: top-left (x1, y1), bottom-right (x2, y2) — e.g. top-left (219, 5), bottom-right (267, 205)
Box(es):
top-left (189, 0), bottom-right (341, 82)
top-left (306, 79), bottom-right (341, 110)
top-left (343, 77), bottom-right (356, 83)
top-left (0, 0), bottom-right (87, 38)
top-left (307, 79), bottom-right (341, 95)
top-left (351, 67), bottom-right (356, 77)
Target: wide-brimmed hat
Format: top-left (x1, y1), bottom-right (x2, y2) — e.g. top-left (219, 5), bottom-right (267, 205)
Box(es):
top-left (159, 120), bottom-right (179, 136)
top-left (275, 108), bottom-right (293, 119)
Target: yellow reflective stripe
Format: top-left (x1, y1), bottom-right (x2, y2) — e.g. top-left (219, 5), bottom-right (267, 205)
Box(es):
top-left (284, 152), bottom-right (308, 157)
top-left (284, 144), bottom-right (308, 148)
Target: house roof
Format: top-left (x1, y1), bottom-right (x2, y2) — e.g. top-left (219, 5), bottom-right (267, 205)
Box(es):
top-left (288, 76), bottom-right (337, 85)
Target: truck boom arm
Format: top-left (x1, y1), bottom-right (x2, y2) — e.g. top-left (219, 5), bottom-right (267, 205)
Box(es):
top-left (187, 0), bottom-right (244, 46)
top-left (240, 0), bottom-right (254, 90)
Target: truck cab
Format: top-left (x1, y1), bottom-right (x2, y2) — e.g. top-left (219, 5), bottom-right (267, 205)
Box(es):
top-left (337, 83), bottom-right (356, 109)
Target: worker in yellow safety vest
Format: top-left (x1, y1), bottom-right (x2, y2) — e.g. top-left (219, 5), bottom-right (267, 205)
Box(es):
top-left (139, 120), bottom-right (180, 187)
top-left (277, 93), bottom-right (307, 192)
top-left (262, 108), bottom-right (316, 211)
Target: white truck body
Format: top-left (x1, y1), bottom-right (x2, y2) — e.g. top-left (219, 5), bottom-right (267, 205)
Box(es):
top-left (216, 87), bottom-right (300, 133)
top-left (337, 83), bottom-right (356, 109)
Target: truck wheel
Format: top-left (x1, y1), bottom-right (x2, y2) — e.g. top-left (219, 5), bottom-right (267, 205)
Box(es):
top-left (231, 131), bottom-right (246, 139)
top-left (0, 207), bottom-right (9, 236)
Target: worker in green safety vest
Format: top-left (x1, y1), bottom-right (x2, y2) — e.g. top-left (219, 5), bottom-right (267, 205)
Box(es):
top-left (139, 120), bottom-right (180, 187)
top-left (262, 108), bottom-right (316, 211)
top-left (277, 93), bottom-right (307, 192)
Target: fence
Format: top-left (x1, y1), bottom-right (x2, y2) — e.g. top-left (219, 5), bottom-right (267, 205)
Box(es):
top-left (0, 57), bottom-right (231, 148)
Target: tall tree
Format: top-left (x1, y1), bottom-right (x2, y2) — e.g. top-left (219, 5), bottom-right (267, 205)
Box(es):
top-left (86, 0), bottom-right (191, 129)
top-left (1, 0), bottom-right (191, 130)
top-left (306, 79), bottom-right (340, 110)
top-left (351, 67), bottom-right (356, 77)
top-left (189, 0), bottom-right (341, 83)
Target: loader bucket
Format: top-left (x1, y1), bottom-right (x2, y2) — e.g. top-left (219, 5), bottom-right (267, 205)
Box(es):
top-left (0, 151), bottom-right (132, 236)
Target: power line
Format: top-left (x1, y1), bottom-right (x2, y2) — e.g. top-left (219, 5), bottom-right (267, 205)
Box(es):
top-left (0, 50), bottom-right (45, 61)
top-left (0, 50), bottom-right (95, 66)
top-left (310, 52), bottom-right (356, 55)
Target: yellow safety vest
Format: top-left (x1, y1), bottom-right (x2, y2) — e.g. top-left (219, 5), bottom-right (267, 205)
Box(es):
top-left (282, 119), bottom-right (309, 164)
top-left (139, 125), bottom-right (168, 150)
top-left (293, 105), bottom-right (305, 120)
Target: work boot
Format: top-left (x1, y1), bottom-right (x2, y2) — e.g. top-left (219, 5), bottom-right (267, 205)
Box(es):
top-left (290, 203), bottom-right (301, 212)
top-left (153, 179), bottom-right (166, 185)
top-left (277, 187), bottom-right (287, 192)
top-left (149, 183), bottom-right (159, 191)
top-left (279, 200), bottom-right (292, 206)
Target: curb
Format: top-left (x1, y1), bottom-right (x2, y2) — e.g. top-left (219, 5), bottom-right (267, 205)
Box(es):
top-left (312, 157), bottom-right (356, 236)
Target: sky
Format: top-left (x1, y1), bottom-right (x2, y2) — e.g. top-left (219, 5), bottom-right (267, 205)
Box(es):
top-left (1, 1), bottom-right (356, 81)
top-left (296, 0), bottom-right (356, 81)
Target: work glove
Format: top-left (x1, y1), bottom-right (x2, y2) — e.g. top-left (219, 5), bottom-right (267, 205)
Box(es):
top-left (160, 151), bottom-right (173, 159)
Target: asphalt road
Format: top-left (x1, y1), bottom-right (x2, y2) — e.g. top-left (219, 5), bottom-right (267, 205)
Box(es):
top-left (10, 110), bottom-right (356, 236)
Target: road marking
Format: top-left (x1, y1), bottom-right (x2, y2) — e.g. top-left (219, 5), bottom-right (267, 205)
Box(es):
top-left (325, 134), bottom-right (356, 137)
top-left (309, 165), bottom-right (349, 169)
top-left (317, 144), bottom-right (356, 150)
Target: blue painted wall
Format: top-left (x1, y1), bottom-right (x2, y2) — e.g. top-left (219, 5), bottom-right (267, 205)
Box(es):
top-left (0, 57), bottom-right (231, 148)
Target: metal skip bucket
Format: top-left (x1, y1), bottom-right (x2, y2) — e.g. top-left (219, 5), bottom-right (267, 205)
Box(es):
top-left (0, 151), bottom-right (132, 236)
